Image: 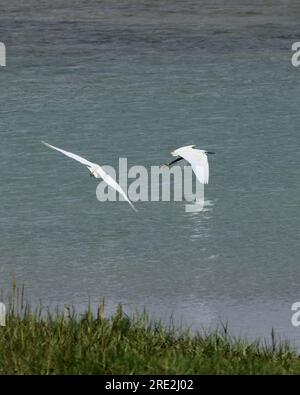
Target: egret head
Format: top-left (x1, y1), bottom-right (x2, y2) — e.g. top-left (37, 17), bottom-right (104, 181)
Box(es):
top-left (88, 165), bottom-right (98, 178)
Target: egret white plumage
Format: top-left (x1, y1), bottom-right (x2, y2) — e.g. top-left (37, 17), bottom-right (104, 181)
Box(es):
top-left (41, 141), bottom-right (137, 212)
top-left (163, 145), bottom-right (215, 184)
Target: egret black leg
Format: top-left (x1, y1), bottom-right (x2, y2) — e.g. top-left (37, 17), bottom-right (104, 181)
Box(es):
top-left (165, 156), bottom-right (183, 167)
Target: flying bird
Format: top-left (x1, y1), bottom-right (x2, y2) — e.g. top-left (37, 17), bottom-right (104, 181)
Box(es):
top-left (163, 145), bottom-right (215, 184)
top-left (41, 141), bottom-right (137, 212)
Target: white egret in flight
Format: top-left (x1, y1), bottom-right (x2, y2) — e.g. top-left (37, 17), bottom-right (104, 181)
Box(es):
top-left (163, 145), bottom-right (215, 184)
top-left (41, 141), bottom-right (137, 212)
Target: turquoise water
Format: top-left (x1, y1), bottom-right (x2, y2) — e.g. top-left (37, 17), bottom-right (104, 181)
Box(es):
top-left (0, 1), bottom-right (300, 346)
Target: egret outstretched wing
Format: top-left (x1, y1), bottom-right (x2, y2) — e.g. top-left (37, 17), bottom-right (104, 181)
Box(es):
top-left (100, 171), bottom-right (138, 212)
top-left (41, 141), bottom-right (94, 167)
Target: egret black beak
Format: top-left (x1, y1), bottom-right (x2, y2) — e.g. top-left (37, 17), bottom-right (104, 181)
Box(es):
top-left (206, 151), bottom-right (215, 155)
top-left (90, 172), bottom-right (94, 177)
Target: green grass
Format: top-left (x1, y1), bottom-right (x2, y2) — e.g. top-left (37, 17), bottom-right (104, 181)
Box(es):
top-left (0, 288), bottom-right (300, 374)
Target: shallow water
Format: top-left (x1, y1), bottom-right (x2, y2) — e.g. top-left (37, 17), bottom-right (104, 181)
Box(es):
top-left (0, 0), bottom-right (300, 347)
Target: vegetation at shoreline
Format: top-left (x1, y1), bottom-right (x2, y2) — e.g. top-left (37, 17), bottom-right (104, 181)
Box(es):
top-left (0, 288), bottom-right (300, 374)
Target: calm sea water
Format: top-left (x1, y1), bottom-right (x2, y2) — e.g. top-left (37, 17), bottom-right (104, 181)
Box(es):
top-left (0, 0), bottom-right (300, 347)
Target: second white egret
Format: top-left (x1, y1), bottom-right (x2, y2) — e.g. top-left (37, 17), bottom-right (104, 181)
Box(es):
top-left (163, 145), bottom-right (215, 184)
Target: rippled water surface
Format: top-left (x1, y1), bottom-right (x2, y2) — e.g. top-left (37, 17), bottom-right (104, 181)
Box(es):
top-left (0, 1), bottom-right (300, 347)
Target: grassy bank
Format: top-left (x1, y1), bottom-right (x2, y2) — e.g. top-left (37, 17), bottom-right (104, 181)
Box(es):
top-left (0, 293), bottom-right (299, 374)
